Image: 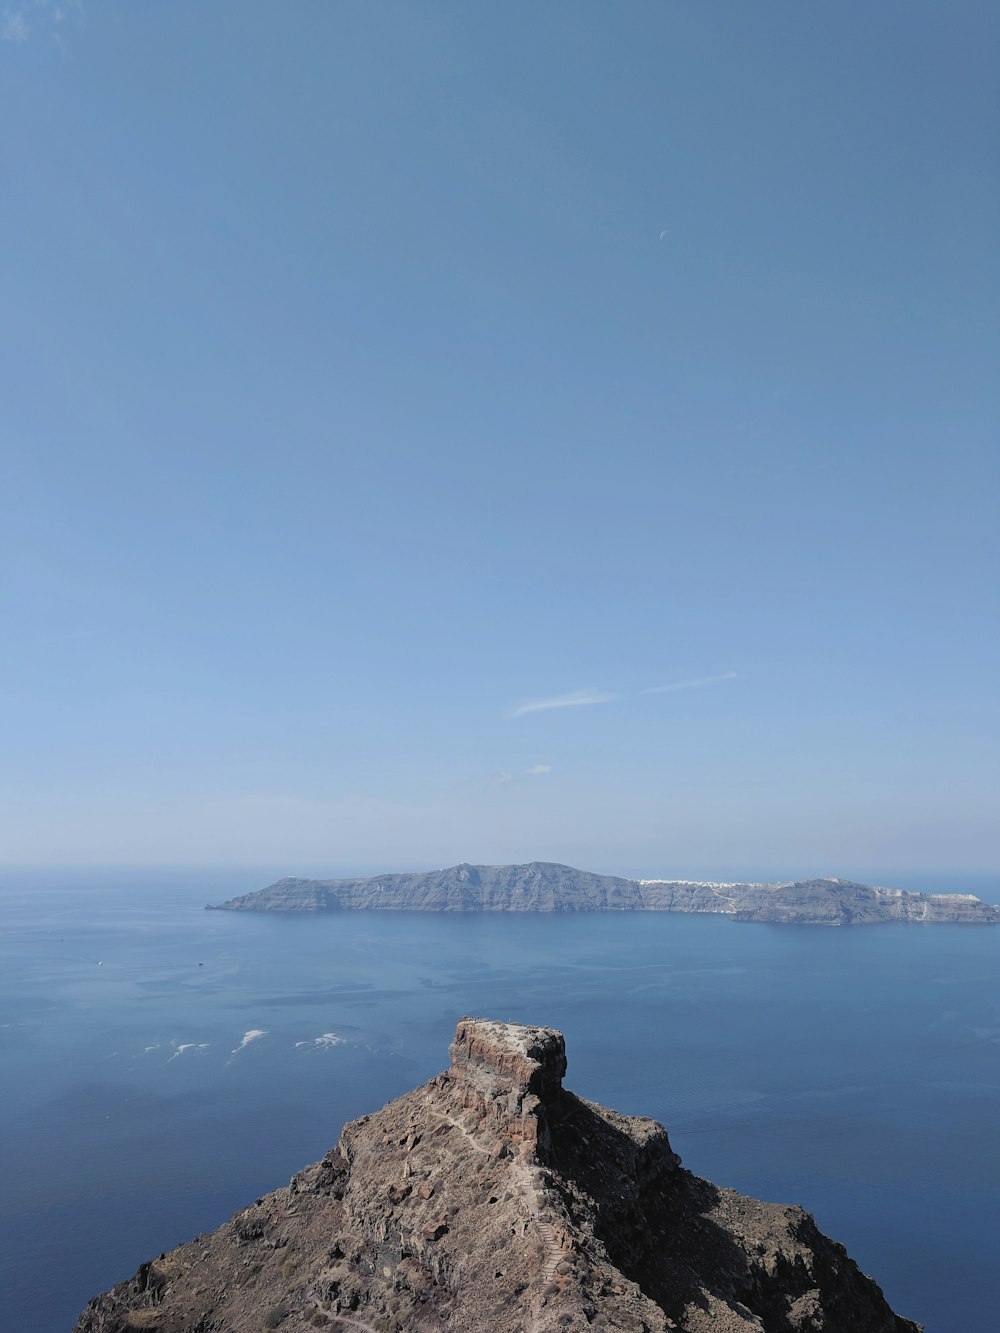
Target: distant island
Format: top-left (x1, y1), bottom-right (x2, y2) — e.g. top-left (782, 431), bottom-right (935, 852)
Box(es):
top-left (208, 861), bottom-right (999, 925)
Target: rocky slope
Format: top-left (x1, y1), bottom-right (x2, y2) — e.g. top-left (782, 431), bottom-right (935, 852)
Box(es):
top-left (726, 878), bottom-right (997, 925)
top-left (207, 861), bottom-right (1000, 925)
top-left (76, 1018), bottom-right (922, 1333)
top-left (209, 862), bottom-right (641, 914)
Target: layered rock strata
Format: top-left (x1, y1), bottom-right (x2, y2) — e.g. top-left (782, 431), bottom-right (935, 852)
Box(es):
top-left (76, 1019), bottom-right (921, 1332)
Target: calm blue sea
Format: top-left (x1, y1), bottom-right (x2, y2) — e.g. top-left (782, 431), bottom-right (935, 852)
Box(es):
top-left (1, 869), bottom-right (998, 1333)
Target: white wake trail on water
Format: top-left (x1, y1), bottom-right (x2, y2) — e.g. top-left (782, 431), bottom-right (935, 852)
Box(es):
top-left (231, 1028), bottom-right (267, 1055)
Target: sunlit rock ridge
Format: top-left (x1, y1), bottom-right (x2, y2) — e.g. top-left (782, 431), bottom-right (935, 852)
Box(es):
top-left (208, 861), bottom-right (999, 925)
top-left (75, 1018), bottom-right (922, 1332)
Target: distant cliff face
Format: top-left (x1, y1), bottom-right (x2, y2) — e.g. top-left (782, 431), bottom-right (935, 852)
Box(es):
top-left (727, 878), bottom-right (998, 925)
top-left (75, 1018), bottom-right (922, 1333)
top-left (210, 862), bottom-right (644, 914)
top-left (207, 861), bottom-right (1000, 925)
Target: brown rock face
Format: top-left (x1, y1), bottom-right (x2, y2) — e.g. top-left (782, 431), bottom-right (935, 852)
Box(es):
top-left (447, 1019), bottom-right (567, 1157)
top-left (75, 1019), bottom-right (922, 1333)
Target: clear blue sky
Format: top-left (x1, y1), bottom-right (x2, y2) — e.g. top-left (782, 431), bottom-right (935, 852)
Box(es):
top-left (2, 2), bottom-right (997, 878)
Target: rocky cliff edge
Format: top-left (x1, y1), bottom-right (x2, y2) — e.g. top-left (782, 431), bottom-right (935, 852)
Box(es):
top-left (75, 1019), bottom-right (922, 1333)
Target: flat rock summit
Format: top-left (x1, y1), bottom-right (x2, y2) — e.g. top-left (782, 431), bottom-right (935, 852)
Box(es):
top-left (208, 861), bottom-right (1000, 926)
top-left (76, 1019), bottom-right (921, 1332)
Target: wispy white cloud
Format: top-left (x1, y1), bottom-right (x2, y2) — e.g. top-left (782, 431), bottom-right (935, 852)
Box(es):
top-left (1, 10), bottom-right (30, 41)
top-left (509, 688), bottom-right (619, 719)
top-left (509, 675), bottom-right (736, 718)
top-left (2, 1), bottom-right (81, 46)
top-left (641, 671), bottom-right (738, 695)
top-left (493, 763), bottom-right (553, 786)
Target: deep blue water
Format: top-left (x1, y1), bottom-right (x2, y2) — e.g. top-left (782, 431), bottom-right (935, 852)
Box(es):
top-left (1, 869), bottom-right (999, 1333)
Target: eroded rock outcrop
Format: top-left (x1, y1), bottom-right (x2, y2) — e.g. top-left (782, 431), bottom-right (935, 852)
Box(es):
top-left (75, 1019), bottom-right (922, 1333)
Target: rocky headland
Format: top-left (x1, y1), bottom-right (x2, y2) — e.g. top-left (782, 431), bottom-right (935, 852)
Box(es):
top-left (207, 861), bottom-right (1000, 925)
top-left (75, 1018), bottom-right (922, 1333)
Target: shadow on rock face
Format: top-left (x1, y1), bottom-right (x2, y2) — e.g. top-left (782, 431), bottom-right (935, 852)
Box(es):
top-left (73, 1019), bottom-right (923, 1333)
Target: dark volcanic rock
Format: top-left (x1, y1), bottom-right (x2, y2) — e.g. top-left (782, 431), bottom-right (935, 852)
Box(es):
top-left (207, 862), bottom-right (1000, 925)
top-left (75, 1019), bottom-right (922, 1333)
